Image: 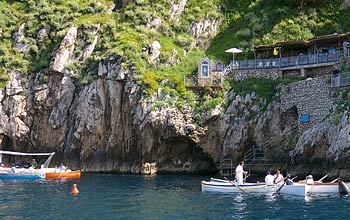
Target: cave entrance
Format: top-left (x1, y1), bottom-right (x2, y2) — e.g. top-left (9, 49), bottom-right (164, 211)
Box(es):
top-left (0, 134), bottom-right (12, 150)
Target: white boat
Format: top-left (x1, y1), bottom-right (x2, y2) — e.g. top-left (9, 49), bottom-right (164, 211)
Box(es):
top-left (201, 179), bottom-right (267, 193)
top-left (203, 177), bottom-right (347, 196)
top-left (305, 182), bottom-right (339, 193)
top-left (0, 150), bottom-right (56, 179)
top-left (275, 178), bottom-right (348, 195)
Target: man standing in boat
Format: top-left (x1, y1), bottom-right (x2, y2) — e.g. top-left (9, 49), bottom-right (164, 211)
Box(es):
top-left (273, 169), bottom-right (284, 184)
top-left (235, 161), bottom-right (248, 185)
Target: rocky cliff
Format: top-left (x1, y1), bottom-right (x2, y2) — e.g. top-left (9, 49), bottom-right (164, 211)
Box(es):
top-left (1, 1), bottom-right (350, 179)
top-left (3, 60), bottom-right (350, 178)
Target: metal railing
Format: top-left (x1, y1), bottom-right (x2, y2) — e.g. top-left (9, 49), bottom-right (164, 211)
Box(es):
top-left (236, 51), bottom-right (340, 70)
top-left (220, 159), bottom-right (233, 177)
top-left (184, 75), bottom-right (223, 88)
top-left (244, 145), bottom-right (273, 166)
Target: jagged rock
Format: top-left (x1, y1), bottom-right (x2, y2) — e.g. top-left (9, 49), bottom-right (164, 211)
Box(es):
top-left (51, 26), bottom-right (78, 73)
top-left (146, 16), bottom-right (162, 30)
top-left (6, 72), bottom-right (24, 96)
top-left (185, 124), bottom-right (196, 134)
top-left (81, 25), bottom-right (99, 62)
top-left (166, 49), bottom-right (178, 66)
top-left (141, 162), bottom-right (157, 175)
top-left (190, 15), bottom-right (221, 39)
top-left (170, 0), bottom-right (187, 19)
top-left (148, 40), bottom-right (161, 65)
top-left (48, 76), bottom-right (76, 129)
top-left (13, 23), bottom-right (30, 53)
top-left (97, 58), bottom-right (127, 80)
top-left (107, 3), bottom-right (115, 14)
top-left (14, 23), bottom-right (25, 43)
top-left (37, 25), bottom-right (51, 43)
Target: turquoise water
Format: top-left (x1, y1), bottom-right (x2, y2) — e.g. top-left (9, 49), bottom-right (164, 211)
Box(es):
top-left (0, 174), bottom-right (349, 220)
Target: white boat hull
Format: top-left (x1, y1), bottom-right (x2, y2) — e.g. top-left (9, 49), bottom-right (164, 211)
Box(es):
top-left (203, 178), bottom-right (350, 195)
top-left (201, 180), bottom-right (266, 193)
top-left (305, 183), bottom-right (339, 193)
top-left (278, 183), bottom-right (307, 196)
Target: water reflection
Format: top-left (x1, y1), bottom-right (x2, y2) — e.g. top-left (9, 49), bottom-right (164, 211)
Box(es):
top-left (232, 193), bottom-right (248, 219)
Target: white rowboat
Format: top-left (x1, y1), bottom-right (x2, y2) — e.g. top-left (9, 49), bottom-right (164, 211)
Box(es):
top-left (201, 180), bottom-right (267, 193)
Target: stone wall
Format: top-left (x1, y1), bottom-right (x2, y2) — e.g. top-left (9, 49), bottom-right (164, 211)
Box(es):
top-left (280, 76), bottom-right (334, 133)
top-left (234, 63), bottom-right (340, 80)
top-left (234, 68), bottom-right (281, 80)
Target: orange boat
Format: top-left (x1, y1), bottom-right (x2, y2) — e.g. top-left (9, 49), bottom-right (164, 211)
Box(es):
top-left (45, 170), bottom-right (81, 179)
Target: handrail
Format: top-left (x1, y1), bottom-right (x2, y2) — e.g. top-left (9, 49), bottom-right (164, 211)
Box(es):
top-left (235, 51), bottom-right (340, 70)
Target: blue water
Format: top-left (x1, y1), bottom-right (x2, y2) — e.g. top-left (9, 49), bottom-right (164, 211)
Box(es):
top-left (0, 174), bottom-right (349, 220)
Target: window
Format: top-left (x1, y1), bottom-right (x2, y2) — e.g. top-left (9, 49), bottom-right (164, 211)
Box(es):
top-left (300, 114), bottom-right (310, 123)
top-left (201, 61), bottom-right (209, 78)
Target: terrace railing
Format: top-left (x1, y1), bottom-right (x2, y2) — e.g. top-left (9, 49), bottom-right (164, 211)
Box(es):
top-left (236, 51), bottom-right (340, 70)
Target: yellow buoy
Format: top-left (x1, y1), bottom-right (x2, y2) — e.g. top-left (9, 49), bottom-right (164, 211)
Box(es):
top-left (71, 184), bottom-right (80, 194)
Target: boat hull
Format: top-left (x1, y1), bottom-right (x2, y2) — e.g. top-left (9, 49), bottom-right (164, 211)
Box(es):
top-left (45, 171), bottom-right (81, 179)
top-left (305, 183), bottom-right (339, 193)
top-left (0, 173), bottom-right (45, 179)
top-left (201, 180), bottom-right (266, 193)
top-left (278, 183), bottom-right (306, 196)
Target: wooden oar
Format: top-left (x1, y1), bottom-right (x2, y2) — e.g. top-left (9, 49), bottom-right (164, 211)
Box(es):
top-left (224, 177), bottom-right (247, 193)
top-left (273, 176), bottom-right (297, 195)
top-left (330, 177), bottom-right (340, 183)
top-left (316, 174), bottom-right (328, 183)
top-left (243, 170), bottom-right (250, 183)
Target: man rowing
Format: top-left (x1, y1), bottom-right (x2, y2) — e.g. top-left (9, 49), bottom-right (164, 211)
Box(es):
top-left (235, 161), bottom-right (248, 185)
top-left (273, 169), bottom-right (284, 184)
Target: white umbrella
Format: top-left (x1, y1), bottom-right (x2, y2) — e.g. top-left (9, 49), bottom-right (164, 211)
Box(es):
top-left (225, 48), bottom-right (243, 69)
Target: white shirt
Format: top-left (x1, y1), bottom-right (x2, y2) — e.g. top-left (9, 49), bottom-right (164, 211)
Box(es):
top-left (235, 165), bottom-right (243, 179)
top-left (265, 174), bottom-right (274, 185)
top-left (274, 174), bottom-right (284, 184)
top-left (306, 178), bottom-right (314, 184)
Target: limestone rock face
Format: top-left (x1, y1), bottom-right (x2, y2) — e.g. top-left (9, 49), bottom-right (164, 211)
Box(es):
top-left (170, 0), bottom-right (187, 19)
top-left (1, 67), bottom-right (350, 177)
top-left (37, 25), bottom-right (51, 43)
top-left (0, 62), bottom-right (215, 174)
top-left (50, 26), bottom-right (78, 73)
top-left (48, 76), bottom-right (75, 129)
top-left (148, 41), bottom-right (161, 65)
top-left (146, 16), bottom-right (162, 30)
top-left (0, 72), bottom-right (348, 177)
top-left (13, 23), bottom-right (30, 53)
top-left (190, 15), bottom-right (221, 39)
top-left (80, 26), bottom-right (100, 62)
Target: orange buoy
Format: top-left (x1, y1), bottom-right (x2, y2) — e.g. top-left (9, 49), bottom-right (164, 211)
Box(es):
top-left (71, 184), bottom-right (79, 194)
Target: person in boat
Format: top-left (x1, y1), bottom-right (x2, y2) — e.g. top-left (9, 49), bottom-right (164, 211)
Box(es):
top-left (285, 174), bottom-right (294, 185)
top-left (306, 175), bottom-right (314, 184)
top-left (265, 171), bottom-right (274, 185)
top-left (57, 163), bottom-right (67, 172)
top-left (273, 169), bottom-right (284, 184)
top-left (30, 159), bottom-right (38, 169)
top-left (235, 161), bottom-right (248, 185)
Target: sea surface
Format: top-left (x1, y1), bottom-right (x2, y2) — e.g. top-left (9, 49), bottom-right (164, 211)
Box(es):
top-left (0, 174), bottom-right (349, 220)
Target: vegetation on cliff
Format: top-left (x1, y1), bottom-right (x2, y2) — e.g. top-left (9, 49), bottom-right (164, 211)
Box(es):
top-left (0, 0), bottom-right (350, 114)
